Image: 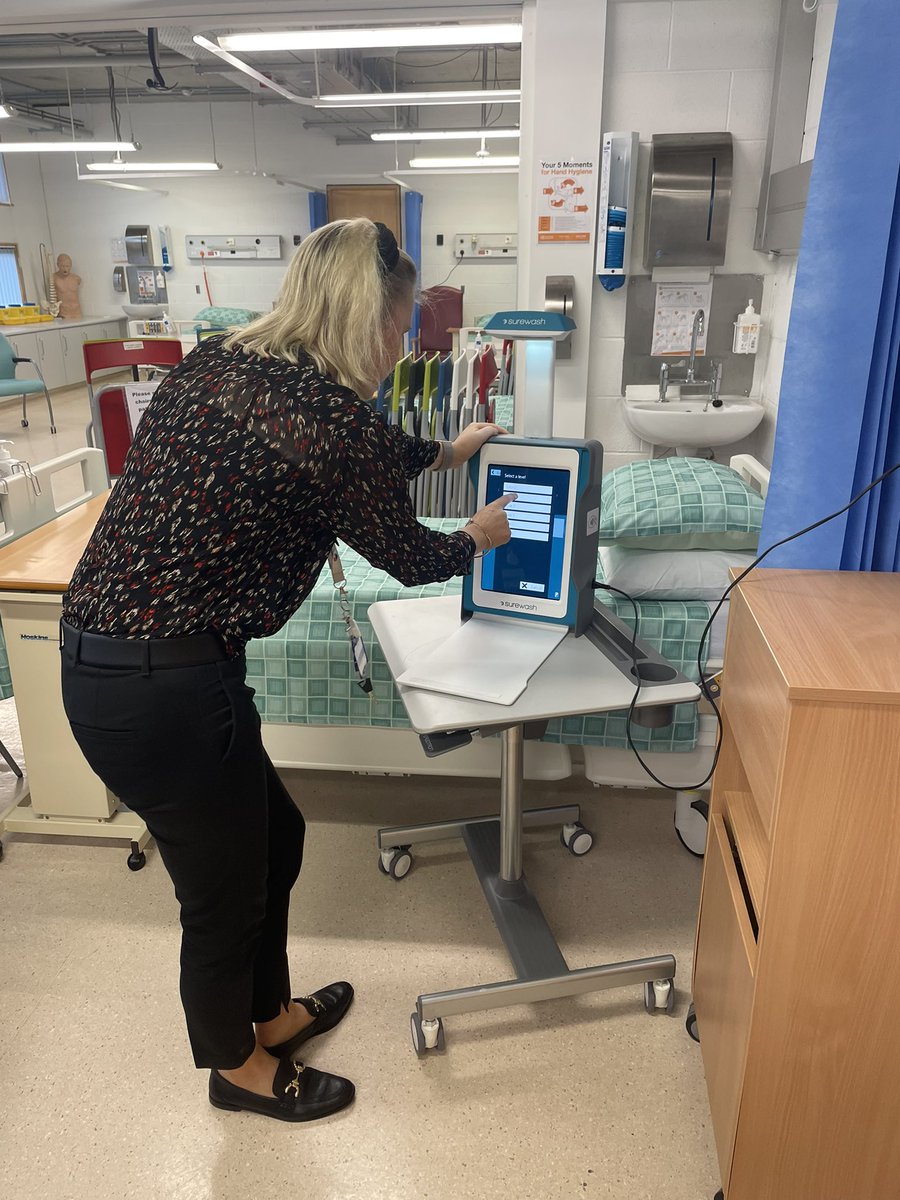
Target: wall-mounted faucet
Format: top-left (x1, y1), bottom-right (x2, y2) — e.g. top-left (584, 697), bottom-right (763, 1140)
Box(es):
top-left (657, 307), bottom-right (722, 406)
top-left (686, 308), bottom-right (704, 382)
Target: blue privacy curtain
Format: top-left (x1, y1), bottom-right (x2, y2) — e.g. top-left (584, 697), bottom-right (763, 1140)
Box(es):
top-left (308, 191), bottom-right (327, 232)
top-left (403, 189), bottom-right (424, 342)
top-left (759, 0), bottom-right (900, 571)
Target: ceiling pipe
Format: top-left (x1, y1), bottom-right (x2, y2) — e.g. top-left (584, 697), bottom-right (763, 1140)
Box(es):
top-left (0, 55), bottom-right (184, 70)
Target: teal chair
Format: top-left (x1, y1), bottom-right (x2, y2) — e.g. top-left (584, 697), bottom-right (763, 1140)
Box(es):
top-left (0, 332), bottom-right (57, 434)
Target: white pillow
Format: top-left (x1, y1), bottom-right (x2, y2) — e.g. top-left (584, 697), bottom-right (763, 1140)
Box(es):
top-left (598, 544), bottom-right (757, 602)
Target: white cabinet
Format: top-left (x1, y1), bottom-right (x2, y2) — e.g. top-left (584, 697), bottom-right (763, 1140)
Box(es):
top-left (59, 326), bottom-right (88, 386)
top-left (3, 318), bottom-right (128, 393)
top-left (34, 330), bottom-right (66, 390)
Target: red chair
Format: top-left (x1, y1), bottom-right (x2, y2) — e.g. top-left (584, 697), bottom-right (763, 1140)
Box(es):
top-left (83, 338), bottom-right (183, 478)
top-left (417, 286), bottom-right (464, 354)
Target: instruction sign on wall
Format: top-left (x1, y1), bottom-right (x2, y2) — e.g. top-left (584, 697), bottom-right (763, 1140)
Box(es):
top-left (651, 283), bottom-right (712, 356)
top-left (536, 158), bottom-right (595, 244)
top-left (123, 381), bottom-right (160, 438)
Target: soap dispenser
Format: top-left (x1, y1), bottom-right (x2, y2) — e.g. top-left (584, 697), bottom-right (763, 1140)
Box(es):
top-left (733, 300), bottom-right (761, 354)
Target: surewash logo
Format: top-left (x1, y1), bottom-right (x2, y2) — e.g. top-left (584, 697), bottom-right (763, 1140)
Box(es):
top-left (499, 600), bottom-right (538, 612)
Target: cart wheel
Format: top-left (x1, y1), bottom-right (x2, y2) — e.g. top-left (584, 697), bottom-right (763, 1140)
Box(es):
top-left (714, 1192), bottom-right (724, 1200)
top-left (21, 419), bottom-right (28, 428)
top-left (560, 821), bottom-right (594, 856)
top-left (410, 1012), bottom-right (444, 1056)
top-left (127, 842), bottom-right (146, 871)
top-left (685, 1003), bottom-right (699, 1043)
top-left (50, 425), bottom-right (57, 435)
top-left (379, 846), bottom-right (412, 880)
top-left (0, 839), bottom-right (4, 862)
top-left (674, 792), bottom-right (708, 857)
top-left (644, 978), bottom-right (675, 1015)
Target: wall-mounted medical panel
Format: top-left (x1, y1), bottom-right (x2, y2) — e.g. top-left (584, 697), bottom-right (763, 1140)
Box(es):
top-left (643, 133), bottom-right (733, 269)
top-left (454, 233), bottom-right (517, 260)
top-left (185, 235), bottom-right (282, 261)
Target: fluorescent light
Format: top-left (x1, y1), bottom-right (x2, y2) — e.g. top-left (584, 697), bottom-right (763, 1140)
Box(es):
top-left (0, 105), bottom-right (12, 119)
top-left (371, 128), bottom-right (520, 142)
top-left (409, 155), bottom-right (519, 169)
top-left (193, 35), bottom-right (314, 106)
top-left (0, 140), bottom-right (138, 153)
top-left (86, 160), bottom-right (221, 173)
top-left (219, 23), bottom-right (522, 52)
top-left (316, 88), bottom-right (521, 109)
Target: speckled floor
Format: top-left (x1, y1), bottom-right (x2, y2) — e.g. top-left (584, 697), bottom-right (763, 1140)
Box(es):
top-left (0, 740), bottom-right (720, 1200)
top-left (0, 383), bottom-right (719, 1199)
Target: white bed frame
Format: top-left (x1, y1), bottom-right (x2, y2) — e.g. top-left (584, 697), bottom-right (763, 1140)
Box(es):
top-left (262, 453), bottom-right (770, 786)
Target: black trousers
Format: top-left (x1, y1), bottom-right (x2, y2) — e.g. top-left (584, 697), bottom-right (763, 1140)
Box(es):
top-left (61, 628), bottom-right (306, 1069)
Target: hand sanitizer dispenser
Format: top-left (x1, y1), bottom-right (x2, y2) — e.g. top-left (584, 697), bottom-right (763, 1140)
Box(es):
top-left (733, 299), bottom-right (761, 354)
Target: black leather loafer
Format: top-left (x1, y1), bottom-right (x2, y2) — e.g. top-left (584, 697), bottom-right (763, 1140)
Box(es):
top-left (264, 982), bottom-right (355, 1059)
top-left (209, 1055), bottom-right (355, 1122)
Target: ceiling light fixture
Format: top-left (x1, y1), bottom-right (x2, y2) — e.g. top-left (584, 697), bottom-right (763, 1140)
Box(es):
top-left (0, 140), bottom-right (139, 153)
top-left (408, 154), bottom-right (520, 169)
top-left (218, 24), bottom-right (522, 52)
top-left (0, 105), bottom-right (13, 119)
top-left (316, 88), bottom-right (521, 109)
top-left (371, 128), bottom-right (520, 142)
top-left (192, 35), bottom-right (314, 104)
top-left (85, 160), bottom-right (221, 174)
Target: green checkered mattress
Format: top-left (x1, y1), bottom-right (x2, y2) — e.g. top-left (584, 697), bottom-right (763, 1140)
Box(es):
top-left (245, 519), bottom-right (708, 752)
top-left (0, 518), bottom-right (707, 751)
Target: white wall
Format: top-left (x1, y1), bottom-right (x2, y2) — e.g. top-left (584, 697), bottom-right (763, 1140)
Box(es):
top-left (415, 173), bottom-right (518, 327)
top-left (755, 0), bottom-right (838, 467)
top-left (29, 98), bottom-right (517, 327)
top-left (0, 154), bottom-right (54, 304)
top-left (588, 0), bottom-right (784, 470)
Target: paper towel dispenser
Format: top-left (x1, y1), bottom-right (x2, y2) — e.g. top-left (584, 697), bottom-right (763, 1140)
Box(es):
top-left (643, 133), bottom-right (733, 269)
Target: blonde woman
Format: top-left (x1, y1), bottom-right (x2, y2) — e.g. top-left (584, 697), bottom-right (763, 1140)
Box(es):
top-left (61, 219), bottom-right (514, 1123)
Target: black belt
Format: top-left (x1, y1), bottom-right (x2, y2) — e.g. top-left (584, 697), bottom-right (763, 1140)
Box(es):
top-left (61, 620), bottom-right (227, 670)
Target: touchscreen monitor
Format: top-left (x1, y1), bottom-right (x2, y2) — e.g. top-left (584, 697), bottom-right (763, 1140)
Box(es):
top-left (481, 464), bottom-right (571, 602)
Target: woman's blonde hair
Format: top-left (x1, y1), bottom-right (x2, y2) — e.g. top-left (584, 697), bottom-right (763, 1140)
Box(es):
top-left (224, 218), bottom-right (416, 398)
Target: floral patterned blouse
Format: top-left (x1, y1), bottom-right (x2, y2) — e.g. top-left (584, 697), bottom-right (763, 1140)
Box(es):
top-left (63, 336), bottom-right (474, 655)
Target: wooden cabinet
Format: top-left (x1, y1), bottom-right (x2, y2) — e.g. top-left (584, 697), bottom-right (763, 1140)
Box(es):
top-left (692, 569), bottom-right (900, 1200)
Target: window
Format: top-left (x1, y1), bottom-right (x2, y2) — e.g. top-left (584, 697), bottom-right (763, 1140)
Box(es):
top-left (0, 155), bottom-right (9, 205)
top-left (0, 244), bottom-right (25, 305)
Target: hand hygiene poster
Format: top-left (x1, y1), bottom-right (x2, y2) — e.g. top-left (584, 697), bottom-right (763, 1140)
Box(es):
top-left (537, 158), bottom-right (595, 243)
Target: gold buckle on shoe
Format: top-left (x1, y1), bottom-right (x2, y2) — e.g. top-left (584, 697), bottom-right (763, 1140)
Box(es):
top-left (285, 1060), bottom-right (306, 1098)
top-left (300, 994), bottom-right (326, 1016)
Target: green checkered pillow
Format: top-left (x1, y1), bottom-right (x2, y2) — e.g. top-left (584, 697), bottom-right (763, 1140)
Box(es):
top-left (599, 457), bottom-right (764, 550)
top-left (193, 305), bottom-right (262, 328)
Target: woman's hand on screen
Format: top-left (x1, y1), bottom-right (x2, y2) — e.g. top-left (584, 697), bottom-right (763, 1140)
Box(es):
top-left (465, 493), bottom-right (517, 552)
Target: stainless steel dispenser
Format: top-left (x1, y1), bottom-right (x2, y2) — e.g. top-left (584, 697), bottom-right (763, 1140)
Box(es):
top-left (643, 133), bottom-right (733, 269)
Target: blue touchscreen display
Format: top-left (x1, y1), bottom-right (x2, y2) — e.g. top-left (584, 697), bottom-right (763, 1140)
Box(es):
top-left (481, 464), bottom-right (570, 601)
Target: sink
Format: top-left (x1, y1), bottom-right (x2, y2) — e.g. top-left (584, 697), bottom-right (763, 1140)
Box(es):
top-left (622, 393), bottom-right (764, 454)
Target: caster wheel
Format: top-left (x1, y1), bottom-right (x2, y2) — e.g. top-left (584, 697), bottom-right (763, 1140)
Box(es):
top-left (644, 978), bottom-right (675, 1015)
top-left (686, 1002), bottom-right (699, 1042)
top-left (674, 792), bottom-right (708, 857)
top-left (714, 1192), bottom-right (724, 1200)
top-left (378, 846), bottom-right (412, 880)
top-left (560, 821), bottom-right (594, 856)
top-left (410, 1012), bottom-right (445, 1057)
top-left (0, 839), bottom-right (4, 862)
top-left (21, 419), bottom-right (28, 428)
top-left (127, 842), bottom-right (146, 871)
top-left (50, 426), bottom-right (57, 435)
